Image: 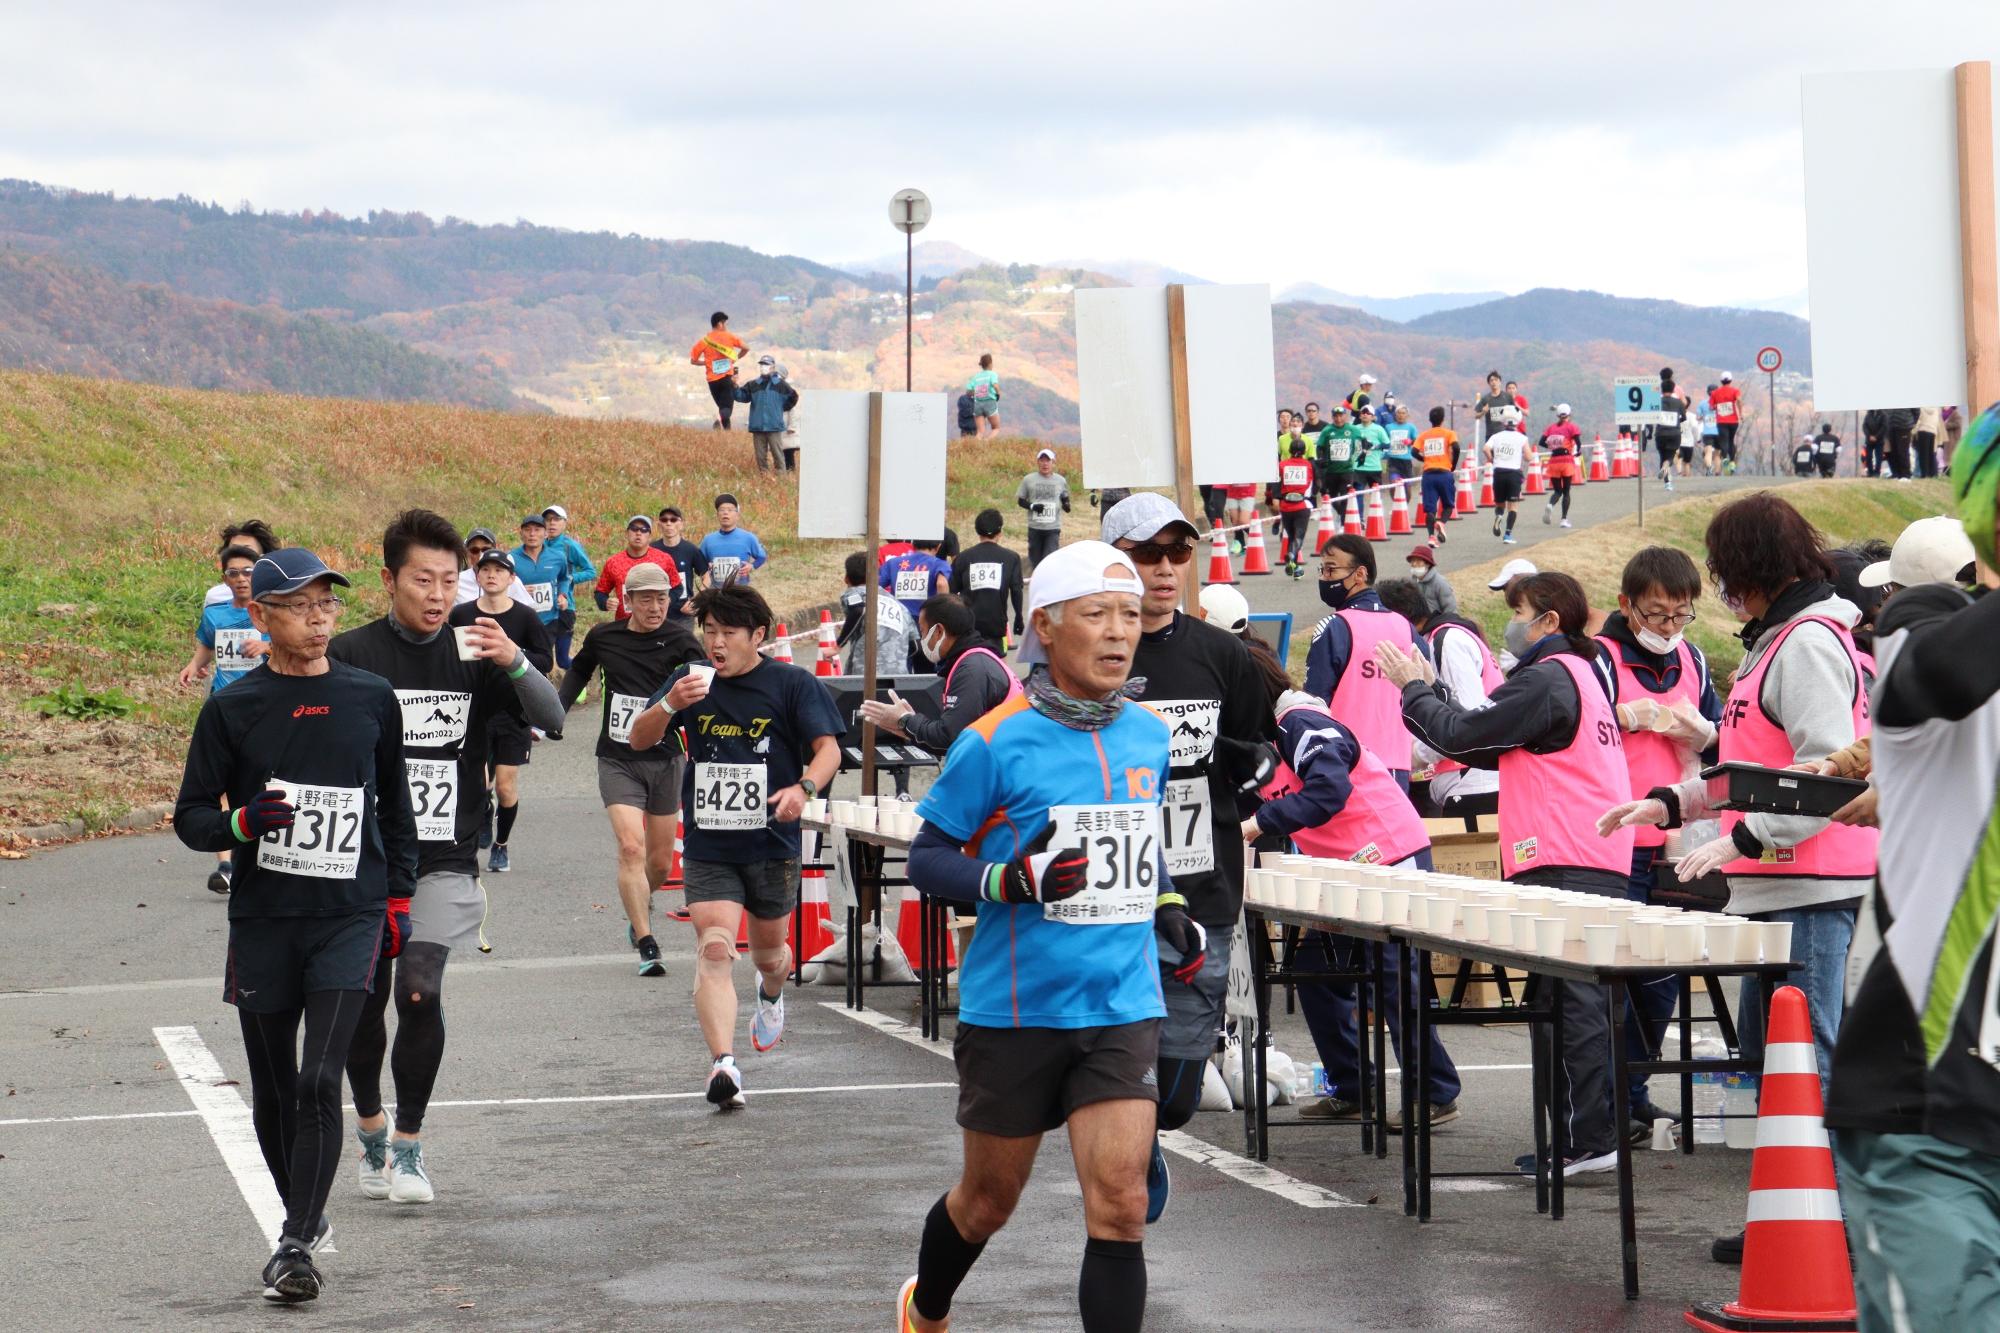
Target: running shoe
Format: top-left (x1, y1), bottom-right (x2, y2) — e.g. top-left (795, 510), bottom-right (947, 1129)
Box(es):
top-left (636, 935), bottom-right (665, 977)
top-left (897, 1275), bottom-right (922, 1331)
top-left (1502, 532), bottom-right (1517, 545)
top-left (261, 1242), bottom-right (322, 1303)
top-left (1145, 1136), bottom-right (1170, 1223)
top-left (707, 1056), bottom-right (746, 1109)
top-left (1491, 518), bottom-right (1502, 538)
top-left (1711, 1229), bottom-right (1744, 1264)
top-left (356, 1124), bottom-right (390, 1200)
top-left (1560, 519), bottom-right (1572, 528)
top-left (207, 862), bottom-right (232, 895)
top-left (488, 843), bottom-right (510, 874)
top-left (750, 988), bottom-right (786, 1052)
top-left (388, 1138), bottom-right (434, 1204)
top-left (1514, 1147), bottom-right (1618, 1177)
top-left (1434, 526), bottom-right (1447, 545)
top-left (1542, 504), bottom-right (1553, 525)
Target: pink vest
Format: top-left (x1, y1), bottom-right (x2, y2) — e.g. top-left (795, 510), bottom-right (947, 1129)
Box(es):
top-left (1497, 653), bottom-right (1636, 879)
top-left (1717, 616), bottom-right (1879, 879)
top-left (1329, 607), bottom-right (1416, 772)
top-left (943, 645), bottom-right (1023, 705)
top-left (1599, 637), bottom-right (1703, 849)
top-left (1259, 704), bottom-right (1430, 865)
top-left (1424, 621), bottom-right (1504, 778)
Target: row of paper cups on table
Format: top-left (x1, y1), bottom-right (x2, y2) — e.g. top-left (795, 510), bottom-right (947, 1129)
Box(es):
top-left (813, 795), bottom-right (921, 840)
top-left (1246, 853), bottom-right (1791, 967)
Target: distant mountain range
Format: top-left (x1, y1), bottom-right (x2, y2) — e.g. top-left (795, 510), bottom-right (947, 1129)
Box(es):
top-left (1279, 283), bottom-right (1508, 322)
top-left (1404, 288), bottom-right (1811, 376)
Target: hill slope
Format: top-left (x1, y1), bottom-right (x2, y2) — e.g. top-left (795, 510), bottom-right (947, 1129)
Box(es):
top-left (1407, 288), bottom-right (1811, 376)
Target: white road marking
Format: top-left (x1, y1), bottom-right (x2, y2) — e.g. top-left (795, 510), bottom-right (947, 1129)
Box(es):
top-left (0, 1109), bottom-right (202, 1127)
top-left (821, 1003), bottom-right (1363, 1210)
top-left (4, 952), bottom-right (645, 1000)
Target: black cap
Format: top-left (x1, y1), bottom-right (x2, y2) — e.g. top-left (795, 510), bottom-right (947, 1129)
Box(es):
top-left (475, 548), bottom-right (515, 572)
top-left (250, 548), bottom-right (351, 602)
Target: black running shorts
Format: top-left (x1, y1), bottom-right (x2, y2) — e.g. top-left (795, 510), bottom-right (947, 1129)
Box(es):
top-left (224, 909), bottom-right (385, 1013)
top-left (1491, 468), bottom-right (1524, 504)
top-left (488, 713), bottom-right (532, 767)
top-left (953, 1019), bottom-right (1160, 1137)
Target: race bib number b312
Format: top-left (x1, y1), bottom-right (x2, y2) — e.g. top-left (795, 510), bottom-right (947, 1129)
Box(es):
top-left (257, 780), bottom-right (365, 879)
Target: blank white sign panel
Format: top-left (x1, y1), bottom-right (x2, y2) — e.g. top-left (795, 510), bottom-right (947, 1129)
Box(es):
top-left (1076, 284), bottom-right (1278, 488)
top-left (1802, 68), bottom-right (2000, 410)
top-left (795, 390), bottom-right (947, 540)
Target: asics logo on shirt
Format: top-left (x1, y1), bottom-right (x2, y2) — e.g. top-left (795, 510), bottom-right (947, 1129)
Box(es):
top-left (292, 705), bottom-right (331, 718)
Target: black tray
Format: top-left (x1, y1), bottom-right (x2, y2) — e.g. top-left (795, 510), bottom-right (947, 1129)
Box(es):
top-left (1700, 762), bottom-right (1868, 817)
top-left (1652, 863), bottom-right (1728, 910)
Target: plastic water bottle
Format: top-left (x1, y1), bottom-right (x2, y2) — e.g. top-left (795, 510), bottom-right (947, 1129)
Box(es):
top-left (1722, 1074), bottom-right (1760, 1149)
top-left (1310, 1062), bottom-right (1329, 1098)
top-left (1674, 1032), bottom-right (1730, 1145)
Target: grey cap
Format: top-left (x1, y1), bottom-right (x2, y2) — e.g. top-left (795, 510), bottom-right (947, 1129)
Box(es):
top-left (1100, 493), bottom-right (1200, 547)
top-left (464, 527), bottom-right (499, 546)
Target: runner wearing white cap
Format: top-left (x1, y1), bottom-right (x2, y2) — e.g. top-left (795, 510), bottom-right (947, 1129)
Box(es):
top-left (1856, 515), bottom-right (1977, 593)
top-left (1016, 448), bottom-right (1071, 570)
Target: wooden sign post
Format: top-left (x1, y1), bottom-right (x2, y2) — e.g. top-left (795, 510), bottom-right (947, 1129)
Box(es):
top-left (1165, 284), bottom-right (1201, 616)
top-left (860, 392), bottom-right (885, 797)
top-left (1958, 61), bottom-right (2000, 411)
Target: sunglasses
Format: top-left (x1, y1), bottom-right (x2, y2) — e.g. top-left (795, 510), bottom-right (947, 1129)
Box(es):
top-left (1123, 540), bottom-right (1196, 566)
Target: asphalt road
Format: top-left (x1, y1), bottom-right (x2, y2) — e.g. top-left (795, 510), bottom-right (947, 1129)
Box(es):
top-left (1, 701), bottom-right (1774, 1332)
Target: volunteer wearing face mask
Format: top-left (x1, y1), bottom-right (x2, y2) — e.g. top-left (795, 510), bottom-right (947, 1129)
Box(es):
top-left (858, 594), bottom-right (1021, 754)
top-left (1304, 533), bottom-right (1425, 787)
top-left (1382, 572), bottom-right (1636, 1178)
top-left (1402, 543), bottom-right (1458, 623)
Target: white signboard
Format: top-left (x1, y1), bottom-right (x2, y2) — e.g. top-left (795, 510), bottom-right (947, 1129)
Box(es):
top-left (1802, 68), bottom-right (2000, 410)
top-left (1075, 284), bottom-right (1278, 489)
top-left (796, 391), bottom-right (948, 540)
top-left (1613, 377), bottom-right (1676, 428)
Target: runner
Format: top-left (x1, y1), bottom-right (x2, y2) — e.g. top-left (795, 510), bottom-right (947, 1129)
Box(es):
top-left (690, 310), bottom-right (747, 430)
top-left (1696, 395), bottom-right (1720, 475)
top-left (1314, 402), bottom-right (1364, 527)
top-left (880, 537), bottom-right (954, 633)
top-left (1016, 447), bottom-right (1071, 570)
top-left (1708, 372), bottom-right (1742, 472)
top-left (179, 545), bottom-right (271, 894)
top-left (1416, 407), bottom-right (1459, 544)
top-left (1813, 422), bottom-right (1843, 478)
top-left (1792, 434), bottom-right (1818, 476)
top-left (1275, 437), bottom-right (1317, 578)
top-left (628, 585), bottom-right (844, 1105)
top-left (329, 509), bottom-right (565, 1209)
top-left (1473, 370), bottom-right (1513, 444)
top-left (966, 353), bottom-right (1002, 437)
top-left (1383, 403), bottom-right (1420, 481)
top-left (1305, 533), bottom-right (1423, 787)
top-left (699, 493), bottom-right (768, 588)
top-left (950, 508), bottom-right (1026, 647)
top-left (172, 546), bottom-right (418, 1302)
top-left (540, 506), bottom-right (596, 671)
top-left (1384, 572), bottom-right (1636, 1177)
top-left (448, 547), bottom-right (554, 875)
top-left (650, 505), bottom-right (711, 628)
top-left (454, 529), bottom-right (530, 608)
top-left (559, 563), bottom-right (706, 975)
top-left (594, 515), bottom-right (684, 620)
top-left (1482, 406), bottom-right (1529, 544)
top-left (509, 514), bottom-right (574, 671)
top-left (1103, 492), bottom-right (1278, 1222)
top-left (1538, 404), bottom-right (1582, 528)
top-left (839, 551), bottom-right (918, 676)
top-left (895, 540), bottom-right (1183, 1333)
top-left (1349, 408), bottom-right (1388, 510)
top-left (202, 519), bottom-right (281, 608)
top-left (1655, 377), bottom-right (1688, 487)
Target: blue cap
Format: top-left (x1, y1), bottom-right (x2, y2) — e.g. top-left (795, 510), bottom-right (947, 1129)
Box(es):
top-left (519, 513), bottom-right (547, 529)
top-left (250, 548), bottom-right (350, 602)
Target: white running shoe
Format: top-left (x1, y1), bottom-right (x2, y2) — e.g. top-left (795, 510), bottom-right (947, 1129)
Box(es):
top-left (750, 989), bottom-right (786, 1052)
top-left (387, 1138), bottom-right (434, 1204)
top-left (356, 1125), bottom-right (390, 1200)
top-left (1560, 519), bottom-right (1572, 528)
top-left (706, 1056), bottom-right (746, 1109)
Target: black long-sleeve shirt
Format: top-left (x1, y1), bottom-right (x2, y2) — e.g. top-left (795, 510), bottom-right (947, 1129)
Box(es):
top-left (902, 639), bottom-right (1016, 754)
top-left (950, 541), bottom-right (1026, 641)
top-left (1400, 635), bottom-right (1616, 770)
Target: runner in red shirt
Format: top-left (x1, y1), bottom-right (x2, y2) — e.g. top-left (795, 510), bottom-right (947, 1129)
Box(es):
top-left (1222, 482), bottom-right (1261, 554)
top-left (595, 515), bottom-right (684, 620)
top-left (1538, 405), bottom-right (1583, 529)
top-left (1275, 440), bottom-right (1317, 578)
top-left (1708, 373), bottom-right (1743, 474)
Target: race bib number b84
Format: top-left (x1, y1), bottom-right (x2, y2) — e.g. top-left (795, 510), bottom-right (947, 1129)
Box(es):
top-left (257, 780), bottom-right (365, 879)
top-left (967, 562), bottom-right (1002, 592)
top-left (406, 758), bottom-right (458, 843)
top-left (693, 762), bottom-right (767, 831)
top-left (1043, 804), bottom-right (1160, 927)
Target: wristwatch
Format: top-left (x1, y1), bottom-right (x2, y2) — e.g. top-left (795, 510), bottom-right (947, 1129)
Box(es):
top-left (798, 778), bottom-right (818, 800)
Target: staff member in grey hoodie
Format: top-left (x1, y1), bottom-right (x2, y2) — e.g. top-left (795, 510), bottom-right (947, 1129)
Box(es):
top-left (1014, 448), bottom-right (1071, 571)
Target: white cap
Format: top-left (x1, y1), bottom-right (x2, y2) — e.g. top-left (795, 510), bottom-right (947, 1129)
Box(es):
top-left (1858, 515), bottom-right (1975, 589)
top-left (1198, 583), bottom-right (1250, 633)
top-left (542, 504), bottom-right (568, 520)
top-left (1555, 403), bottom-right (1571, 416)
top-left (1018, 541), bottom-right (1144, 666)
top-left (1358, 373), bottom-right (1377, 385)
top-left (1720, 372), bottom-right (1733, 382)
top-left (1495, 406), bottom-right (1522, 426)
top-left (1035, 447), bottom-right (1056, 461)
top-left (1486, 557), bottom-right (1538, 590)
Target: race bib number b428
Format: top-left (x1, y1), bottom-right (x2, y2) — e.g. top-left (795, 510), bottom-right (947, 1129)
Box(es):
top-left (693, 762), bottom-right (768, 831)
top-left (1043, 804), bottom-right (1160, 926)
top-left (257, 780), bottom-right (365, 879)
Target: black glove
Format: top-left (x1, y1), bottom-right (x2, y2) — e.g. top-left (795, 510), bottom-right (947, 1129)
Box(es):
top-left (381, 895), bottom-right (412, 959)
top-left (233, 789), bottom-right (295, 840)
top-left (986, 847), bottom-right (1090, 905)
top-left (1155, 896), bottom-right (1207, 984)
top-left (1215, 737), bottom-right (1281, 795)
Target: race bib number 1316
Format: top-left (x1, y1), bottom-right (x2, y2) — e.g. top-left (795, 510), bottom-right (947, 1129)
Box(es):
top-left (1043, 804), bottom-right (1160, 927)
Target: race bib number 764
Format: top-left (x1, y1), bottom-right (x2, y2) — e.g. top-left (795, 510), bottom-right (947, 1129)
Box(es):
top-left (1043, 804), bottom-right (1160, 927)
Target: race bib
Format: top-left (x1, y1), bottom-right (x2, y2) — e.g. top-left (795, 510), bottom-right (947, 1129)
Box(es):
top-left (1423, 436), bottom-right (1447, 458)
top-left (1044, 804), bottom-right (1161, 926)
top-left (257, 780), bottom-right (365, 879)
top-left (710, 556), bottom-right (743, 586)
top-left (524, 582), bottom-right (555, 614)
top-left (894, 568), bottom-right (932, 601)
top-left (395, 690), bottom-right (471, 750)
top-left (213, 628), bottom-right (260, 675)
top-left (1160, 777), bottom-right (1215, 876)
top-left (693, 761), bottom-right (767, 831)
top-left (405, 758), bottom-right (459, 843)
top-left (713, 357), bottom-right (735, 377)
top-left (967, 562), bottom-right (1002, 592)
top-left (606, 692), bottom-right (647, 745)
top-left (1326, 439), bottom-right (1352, 462)
top-left (1146, 698), bottom-right (1221, 767)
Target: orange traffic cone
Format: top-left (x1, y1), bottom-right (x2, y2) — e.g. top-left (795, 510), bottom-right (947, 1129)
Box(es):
top-left (797, 863), bottom-right (837, 960)
top-left (1523, 448), bottom-right (1545, 495)
top-left (894, 886), bottom-right (955, 972)
top-left (1479, 462), bottom-right (1497, 508)
top-left (1312, 495), bottom-right (1336, 554)
top-left (1363, 485), bottom-right (1388, 541)
top-left (1240, 520), bottom-right (1273, 575)
top-left (1341, 492), bottom-right (1364, 536)
top-left (1389, 480), bottom-right (1413, 535)
top-left (1203, 521), bottom-right (1237, 585)
top-left (1456, 460), bottom-right (1480, 515)
top-left (814, 608), bottom-right (839, 676)
top-left (769, 623), bottom-right (793, 664)
top-left (1684, 986), bottom-right (1856, 1333)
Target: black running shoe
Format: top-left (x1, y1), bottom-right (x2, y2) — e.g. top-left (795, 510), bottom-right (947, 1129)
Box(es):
top-left (636, 935), bottom-right (665, 978)
top-left (262, 1242), bottom-right (322, 1303)
top-left (206, 862), bottom-right (232, 896)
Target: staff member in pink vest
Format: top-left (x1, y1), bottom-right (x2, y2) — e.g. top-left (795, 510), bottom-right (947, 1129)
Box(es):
top-left (1595, 547), bottom-right (1724, 1133)
top-left (1304, 533), bottom-right (1426, 788)
top-left (858, 594), bottom-right (1021, 752)
top-left (1247, 676), bottom-right (1465, 1129)
top-left (1375, 579), bottom-right (1503, 822)
top-left (1383, 572), bottom-right (1636, 1177)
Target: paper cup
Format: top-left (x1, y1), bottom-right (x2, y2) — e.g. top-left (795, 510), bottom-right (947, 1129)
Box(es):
top-left (687, 663), bottom-right (717, 689)
top-left (1354, 887), bottom-right (1384, 923)
top-left (1431, 898), bottom-right (1461, 935)
top-left (1632, 920), bottom-right (1667, 961)
top-left (1273, 874), bottom-right (1304, 911)
top-left (1484, 891), bottom-right (1518, 911)
top-left (1485, 909), bottom-right (1516, 948)
top-left (1324, 880), bottom-right (1359, 919)
top-left (452, 625), bottom-right (479, 661)
top-left (852, 806), bottom-right (878, 831)
top-left (803, 799), bottom-right (827, 822)
top-left (1533, 916), bottom-right (1566, 957)
top-left (1649, 1118), bottom-right (1677, 1152)
top-left (1760, 920), bottom-right (1794, 964)
top-left (1458, 903), bottom-right (1489, 941)
top-left (1663, 920), bottom-right (1702, 965)
top-left (1380, 890), bottom-right (1411, 926)
top-left (1705, 920), bottom-right (1742, 964)
top-left (1583, 924), bottom-right (1619, 967)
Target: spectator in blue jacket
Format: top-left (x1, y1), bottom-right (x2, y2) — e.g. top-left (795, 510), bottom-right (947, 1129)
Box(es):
top-left (735, 355), bottom-right (801, 473)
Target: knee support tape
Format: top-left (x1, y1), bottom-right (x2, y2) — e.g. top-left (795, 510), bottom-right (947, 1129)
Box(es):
top-left (749, 943), bottom-right (791, 974)
top-left (698, 926), bottom-right (737, 966)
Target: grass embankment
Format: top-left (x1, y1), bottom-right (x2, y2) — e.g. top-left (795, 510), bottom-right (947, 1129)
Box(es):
top-left (1442, 479), bottom-right (1955, 677)
top-left (0, 371), bottom-right (1084, 833)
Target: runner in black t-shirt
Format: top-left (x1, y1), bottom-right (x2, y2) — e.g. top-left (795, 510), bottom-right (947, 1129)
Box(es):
top-left (558, 561), bottom-right (707, 973)
top-left (448, 547), bottom-right (553, 876)
top-left (173, 546), bottom-right (419, 1303)
top-left (950, 508), bottom-right (1026, 646)
top-left (650, 505), bottom-right (710, 627)
top-left (327, 510), bottom-right (564, 1209)
top-left (629, 585), bottom-right (843, 1108)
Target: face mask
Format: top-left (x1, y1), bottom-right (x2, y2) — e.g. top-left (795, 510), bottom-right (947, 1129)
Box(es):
top-left (1503, 616), bottom-right (1545, 659)
top-left (1408, 565), bottom-right (1431, 582)
top-left (1633, 625), bottom-right (1683, 656)
top-left (1714, 579), bottom-right (1748, 617)
top-left (921, 627), bottom-right (947, 660)
top-left (1319, 577), bottom-right (1353, 610)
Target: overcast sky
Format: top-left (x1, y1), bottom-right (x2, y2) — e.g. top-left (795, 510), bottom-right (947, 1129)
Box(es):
top-left (6, 1), bottom-right (1998, 310)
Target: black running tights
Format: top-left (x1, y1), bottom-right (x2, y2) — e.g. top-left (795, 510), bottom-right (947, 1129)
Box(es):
top-left (240, 990), bottom-right (366, 1241)
top-left (1548, 476), bottom-right (1572, 519)
top-left (346, 942), bottom-right (449, 1136)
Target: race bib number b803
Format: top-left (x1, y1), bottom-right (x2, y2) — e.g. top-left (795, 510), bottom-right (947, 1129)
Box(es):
top-left (894, 568), bottom-right (932, 601)
top-left (1160, 777), bottom-right (1215, 876)
top-left (1044, 804), bottom-right (1160, 927)
top-left (406, 758), bottom-right (459, 843)
top-left (693, 762), bottom-right (767, 831)
top-left (257, 780), bottom-right (365, 879)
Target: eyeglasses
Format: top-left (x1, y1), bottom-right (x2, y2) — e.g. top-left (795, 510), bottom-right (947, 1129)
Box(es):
top-left (1634, 608), bottom-right (1697, 629)
top-left (1122, 540), bottom-right (1196, 566)
top-left (221, 568), bottom-right (254, 579)
top-left (263, 596), bottom-right (344, 619)
top-left (1320, 563), bottom-right (1358, 580)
